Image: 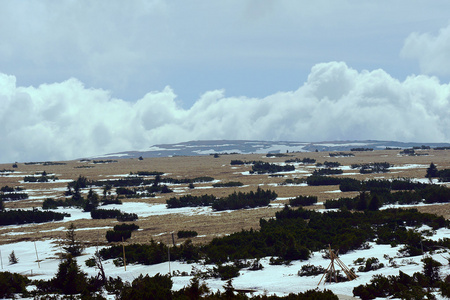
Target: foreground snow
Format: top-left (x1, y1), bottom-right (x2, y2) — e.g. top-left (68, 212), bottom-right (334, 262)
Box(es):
top-left (1, 227), bottom-right (449, 299)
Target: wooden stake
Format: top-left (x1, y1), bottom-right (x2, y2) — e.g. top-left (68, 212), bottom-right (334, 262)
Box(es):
top-left (34, 241), bottom-right (40, 268)
top-left (122, 237), bottom-right (127, 271)
top-left (168, 246), bottom-right (171, 276)
top-left (0, 249), bottom-right (3, 269)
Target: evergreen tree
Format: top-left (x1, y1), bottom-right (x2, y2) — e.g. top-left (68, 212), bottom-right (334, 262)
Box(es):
top-left (368, 194), bottom-right (381, 211)
top-left (52, 255), bottom-right (88, 295)
top-left (83, 188), bottom-right (99, 212)
top-left (426, 163), bottom-right (439, 179)
top-left (8, 251), bottom-right (18, 264)
top-left (63, 223), bottom-right (84, 257)
top-left (356, 192), bottom-right (368, 211)
top-left (422, 256), bottom-right (442, 286)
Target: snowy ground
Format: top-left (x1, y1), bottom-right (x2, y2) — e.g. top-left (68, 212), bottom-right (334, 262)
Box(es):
top-left (1, 228), bottom-right (449, 299)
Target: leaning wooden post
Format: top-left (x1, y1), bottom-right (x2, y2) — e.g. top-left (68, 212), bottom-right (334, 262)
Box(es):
top-left (122, 237), bottom-right (127, 271)
top-left (34, 241), bottom-right (40, 268)
top-left (0, 249), bottom-right (3, 269)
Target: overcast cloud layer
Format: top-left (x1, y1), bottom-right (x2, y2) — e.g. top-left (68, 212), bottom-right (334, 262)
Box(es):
top-left (1, 60), bottom-right (450, 163)
top-left (1, 1), bottom-right (450, 163)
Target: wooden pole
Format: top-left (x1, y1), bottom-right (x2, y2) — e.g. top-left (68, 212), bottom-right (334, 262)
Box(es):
top-left (171, 232), bottom-right (175, 247)
top-left (34, 241), bottom-right (40, 268)
top-left (0, 249), bottom-right (3, 269)
top-left (168, 246), bottom-right (171, 276)
top-left (122, 237), bottom-right (127, 271)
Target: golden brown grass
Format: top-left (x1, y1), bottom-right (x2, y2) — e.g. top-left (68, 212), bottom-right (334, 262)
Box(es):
top-left (0, 149), bottom-right (449, 246)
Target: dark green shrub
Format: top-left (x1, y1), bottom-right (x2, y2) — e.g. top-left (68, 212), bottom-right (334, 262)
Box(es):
top-left (0, 271), bottom-right (30, 298)
top-left (298, 264), bottom-right (325, 276)
top-left (106, 230), bottom-right (132, 242)
top-left (306, 175), bottom-right (342, 186)
top-left (212, 264), bottom-right (240, 280)
top-left (117, 274), bottom-right (172, 300)
top-left (212, 181), bottom-right (244, 188)
top-left (114, 223), bottom-right (139, 232)
top-left (357, 257), bottom-right (384, 272)
top-left (166, 194), bottom-right (216, 208)
top-left (250, 162), bottom-right (295, 174)
top-left (289, 195), bottom-right (317, 207)
top-left (177, 230), bottom-right (198, 238)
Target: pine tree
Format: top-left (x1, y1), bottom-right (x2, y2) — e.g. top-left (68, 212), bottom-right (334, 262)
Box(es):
top-left (63, 223), bottom-right (84, 257)
top-left (83, 188), bottom-right (99, 212)
top-left (8, 251), bottom-right (18, 264)
top-left (368, 194), bottom-right (381, 211)
top-left (426, 163), bottom-right (438, 179)
top-left (52, 255), bottom-right (88, 295)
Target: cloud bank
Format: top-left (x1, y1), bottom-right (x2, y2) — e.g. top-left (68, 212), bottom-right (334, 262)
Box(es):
top-left (402, 23), bottom-right (450, 76)
top-left (1, 61), bottom-right (449, 163)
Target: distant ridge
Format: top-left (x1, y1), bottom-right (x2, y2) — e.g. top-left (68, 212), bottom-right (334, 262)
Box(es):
top-left (90, 140), bottom-right (450, 160)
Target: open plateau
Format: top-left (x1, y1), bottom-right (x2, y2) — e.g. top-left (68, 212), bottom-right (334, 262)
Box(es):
top-left (1, 141), bottom-right (450, 299)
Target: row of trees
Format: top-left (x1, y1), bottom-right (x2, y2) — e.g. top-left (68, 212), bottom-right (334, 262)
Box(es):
top-left (166, 188), bottom-right (277, 211)
top-left (325, 184), bottom-right (450, 211)
top-left (250, 162), bottom-right (295, 174)
top-left (90, 208), bottom-right (138, 222)
top-left (0, 209), bottom-right (67, 226)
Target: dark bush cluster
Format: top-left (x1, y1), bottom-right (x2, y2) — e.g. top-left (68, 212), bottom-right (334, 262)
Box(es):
top-left (1, 185), bottom-right (23, 192)
top-left (316, 161), bottom-right (341, 168)
top-left (351, 162), bottom-right (391, 174)
top-left (212, 181), bottom-right (244, 188)
top-left (353, 268), bottom-right (444, 300)
top-left (177, 230), bottom-right (198, 238)
top-left (306, 175), bottom-right (342, 186)
top-left (166, 194), bottom-right (216, 208)
top-left (0, 192), bottom-right (28, 201)
top-left (280, 178), bottom-right (305, 185)
top-left (285, 157), bottom-right (316, 164)
top-left (0, 209), bottom-right (67, 225)
top-left (24, 174), bottom-right (58, 182)
top-left (0, 271), bottom-right (30, 298)
top-left (312, 168), bottom-right (343, 176)
top-left (211, 188), bottom-right (277, 211)
top-left (351, 148), bottom-right (373, 151)
top-left (250, 162), bottom-right (295, 174)
top-left (289, 195), bottom-right (318, 207)
top-left (106, 223), bottom-right (139, 242)
top-left (326, 184), bottom-right (450, 210)
top-left (298, 264), bottom-right (326, 277)
top-left (354, 257), bottom-right (385, 272)
top-left (91, 208), bottom-right (138, 221)
top-left (329, 152), bottom-right (354, 157)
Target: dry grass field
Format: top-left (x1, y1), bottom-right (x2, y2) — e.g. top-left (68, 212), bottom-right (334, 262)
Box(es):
top-left (1, 149), bottom-right (449, 248)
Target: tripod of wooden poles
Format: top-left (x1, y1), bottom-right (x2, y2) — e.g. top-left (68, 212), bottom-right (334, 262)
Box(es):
top-left (318, 245), bottom-right (357, 285)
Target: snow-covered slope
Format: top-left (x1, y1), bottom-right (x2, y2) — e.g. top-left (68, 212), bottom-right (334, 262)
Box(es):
top-left (91, 140), bottom-right (450, 159)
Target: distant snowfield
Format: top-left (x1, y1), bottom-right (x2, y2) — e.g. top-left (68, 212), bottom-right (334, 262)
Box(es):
top-left (1, 230), bottom-right (449, 298)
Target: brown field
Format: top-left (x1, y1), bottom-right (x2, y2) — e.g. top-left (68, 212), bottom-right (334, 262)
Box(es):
top-left (1, 149), bottom-right (449, 248)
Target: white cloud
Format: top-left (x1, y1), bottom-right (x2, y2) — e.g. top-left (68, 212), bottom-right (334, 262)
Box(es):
top-left (1, 61), bottom-right (449, 163)
top-left (401, 23), bottom-right (450, 76)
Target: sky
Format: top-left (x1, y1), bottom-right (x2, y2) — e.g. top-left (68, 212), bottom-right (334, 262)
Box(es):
top-left (1, 0), bottom-right (450, 163)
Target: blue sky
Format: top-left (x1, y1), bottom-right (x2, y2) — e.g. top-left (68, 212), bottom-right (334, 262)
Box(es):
top-left (1, 1), bottom-right (450, 162)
